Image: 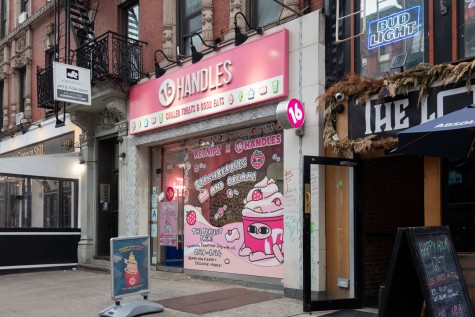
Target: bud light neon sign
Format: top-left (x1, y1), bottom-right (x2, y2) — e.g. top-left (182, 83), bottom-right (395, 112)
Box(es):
top-left (368, 6), bottom-right (421, 50)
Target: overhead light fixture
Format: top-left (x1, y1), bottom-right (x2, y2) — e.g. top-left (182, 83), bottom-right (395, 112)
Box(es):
top-left (190, 33), bottom-right (217, 64)
top-left (234, 12), bottom-right (263, 46)
top-left (154, 49), bottom-right (179, 79)
top-left (55, 102), bottom-right (65, 128)
top-left (19, 118), bottom-right (42, 135)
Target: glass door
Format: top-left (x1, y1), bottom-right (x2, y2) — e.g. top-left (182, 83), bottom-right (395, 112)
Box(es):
top-left (303, 156), bottom-right (364, 311)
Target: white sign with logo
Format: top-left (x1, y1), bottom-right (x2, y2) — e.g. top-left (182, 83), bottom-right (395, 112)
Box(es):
top-left (53, 62), bottom-right (91, 106)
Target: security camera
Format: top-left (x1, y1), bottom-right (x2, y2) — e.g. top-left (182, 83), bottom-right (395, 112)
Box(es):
top-left (335, 92), bottom-right (345, 102)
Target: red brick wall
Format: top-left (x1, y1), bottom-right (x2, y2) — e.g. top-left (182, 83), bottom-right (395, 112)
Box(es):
top-left (363, 156), bottom-right (424, 300)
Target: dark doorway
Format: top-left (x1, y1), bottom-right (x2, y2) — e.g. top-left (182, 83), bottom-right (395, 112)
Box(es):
top-left (96, 138), bottom-right (119, 257)
top-left (363, 155), bottom-right (424, 305)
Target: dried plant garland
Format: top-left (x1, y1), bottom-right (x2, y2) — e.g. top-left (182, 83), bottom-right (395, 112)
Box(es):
top-left (317, 59), bottom-right (475, 157)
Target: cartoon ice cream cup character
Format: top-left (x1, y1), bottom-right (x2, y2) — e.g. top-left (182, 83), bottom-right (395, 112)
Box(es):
top-left (124, 252), bottom-right (140, 286)
top-left (239, 177), bottom-right (284, 263)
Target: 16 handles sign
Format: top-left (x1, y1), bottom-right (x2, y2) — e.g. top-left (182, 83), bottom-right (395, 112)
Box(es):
top-left (53, 62), bottom-right (91, 106)
top-left (111, 236), bottom-right (150, 300)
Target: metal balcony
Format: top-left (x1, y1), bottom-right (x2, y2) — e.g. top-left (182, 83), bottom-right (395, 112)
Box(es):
top-left (37, 64), bottom-right (55, 109)
top-left (75, 31), bottom-right (147, 85)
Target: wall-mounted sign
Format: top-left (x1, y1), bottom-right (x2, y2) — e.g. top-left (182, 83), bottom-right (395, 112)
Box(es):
top-left (129, 30), bottom-right (289, 134)
top-left (276, 98), bottom-right (305, 129)
top-left (368, 6), bottom-right (421, 50)
top-left (0, 132), bottom-right (75, 158)
top-left (348, 78), bottom-right (475, 139)
top-left (53, 62), bottom-right (91, 105)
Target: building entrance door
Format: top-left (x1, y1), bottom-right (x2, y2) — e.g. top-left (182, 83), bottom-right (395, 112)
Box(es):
top-left (303, 156), bottom-right (364, 311)
top-left (96, 139), bottom-right (119, 257)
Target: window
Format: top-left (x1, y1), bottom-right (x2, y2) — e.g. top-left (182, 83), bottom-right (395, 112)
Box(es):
top-left (121, 2), bottom-right (141, 82)
top-left (0, 0), bottom-right (6, 38)
top-left (21, 0), bottom-right (28, 13)
top-left (459, 1), bottom-right (475, 59)
top-left (45, 49), bottom-right (54, 66)
top-left (179, 0), bottom-right (201, 56)
top-left (446, 160), bottom-right (475, 252)
top-left (250, 1), bottom-right (282, 27)
top-left (0, 175), bottom-right (78, 228)
top-left (0, 80), bottom-right (3, 131)
top-left (358, 0), bottom-right (425, 77)
top-left (18, 67), bottom-right (26, 113)
top-left (124, 2), bottom-right (139, 40)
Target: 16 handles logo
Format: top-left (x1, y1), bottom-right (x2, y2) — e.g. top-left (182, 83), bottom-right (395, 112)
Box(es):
top-left (159, 79), bottom-right (176, 107)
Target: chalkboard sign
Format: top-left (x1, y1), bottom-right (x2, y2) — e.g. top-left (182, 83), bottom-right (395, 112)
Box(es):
top-left (379, 227), bottom-right (474, 317)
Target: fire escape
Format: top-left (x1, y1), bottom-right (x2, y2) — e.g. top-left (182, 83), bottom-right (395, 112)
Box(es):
top-left (36, 0), bottom-right (147, 127)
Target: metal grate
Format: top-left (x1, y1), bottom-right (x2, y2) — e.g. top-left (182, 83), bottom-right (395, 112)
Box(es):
top-left (390, 53), bottom-right (407, 70)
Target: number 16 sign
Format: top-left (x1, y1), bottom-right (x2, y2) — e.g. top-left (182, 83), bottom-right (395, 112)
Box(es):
top-left (276, 98), bottom-right (305, 129)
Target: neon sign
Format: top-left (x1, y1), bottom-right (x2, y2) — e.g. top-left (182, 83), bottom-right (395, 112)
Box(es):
top-left (368, 6), bottom-right (421, 50)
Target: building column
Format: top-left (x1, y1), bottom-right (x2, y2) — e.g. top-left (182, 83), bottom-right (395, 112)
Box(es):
top-left (225, 0), bottom-right (246, 41)
top-left (424, 157), bottom-right (442, 226)
top-left (9, 68), bottom-right (18, 129)
top-left (163, 0), bottom-right (177, 59)
top-left (202, 0), bottom-right (213, 44)
top-left (1, 71), bottom-right (9, 131)
top-left (77, 131), bottom-right (96, 264)
top-left (70, 110), bottom-right (97, 264)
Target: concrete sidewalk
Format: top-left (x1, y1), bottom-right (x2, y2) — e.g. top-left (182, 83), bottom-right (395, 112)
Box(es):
top-left (0, 268), bottom-right (377, 317)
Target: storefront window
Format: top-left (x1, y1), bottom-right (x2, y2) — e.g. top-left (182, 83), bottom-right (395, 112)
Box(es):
top-left (182, 122), bottom-right (284, 278)
top-left (446, 160), bottom-right (475, 252)
top-left (460, 0), bottom-right (475, 58)
top-left (0, 175), bottom-right (78, 228)
top-left (359, 0), bottom-right (425, 77)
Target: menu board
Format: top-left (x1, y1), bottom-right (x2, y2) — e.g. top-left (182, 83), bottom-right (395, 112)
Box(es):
top-left (411, 227), bottom-right (472, 317)
top-left (380, 227), bottom-right (473, 317)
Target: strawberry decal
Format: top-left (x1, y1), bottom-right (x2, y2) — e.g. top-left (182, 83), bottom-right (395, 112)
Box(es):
top-left (186, 210), bottom-right (196, 225)
top-left (272, 197), bottom-right (282, 206)
top-left (251, 189), bottom-right (263, 201)
top-left (250, 150), bottom-right (265, 169)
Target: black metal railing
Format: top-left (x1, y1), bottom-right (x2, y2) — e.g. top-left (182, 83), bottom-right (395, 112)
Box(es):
top-left (76, 31), bottom-right (147, 85)
top-left (37, 64), bottom-right (55, 109)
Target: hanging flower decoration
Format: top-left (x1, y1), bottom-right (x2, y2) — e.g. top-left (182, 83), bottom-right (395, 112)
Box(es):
top-left (317, 59), bottom-right (475, 157)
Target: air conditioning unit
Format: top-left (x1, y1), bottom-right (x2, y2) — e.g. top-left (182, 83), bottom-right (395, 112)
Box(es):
top-left (16, 112), bottom-right (24, 126)
top-left (18, 12), bottom-right (27, 24)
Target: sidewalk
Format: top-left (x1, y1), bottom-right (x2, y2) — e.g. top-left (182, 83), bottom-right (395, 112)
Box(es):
top-left (0, 268), bottom-right (377, 317)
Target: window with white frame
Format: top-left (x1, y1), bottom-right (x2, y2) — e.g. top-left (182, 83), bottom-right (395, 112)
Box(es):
top-left (0, 175), bottom-right (78, 229)
top-left (358, 0), bottom-right (425, 77)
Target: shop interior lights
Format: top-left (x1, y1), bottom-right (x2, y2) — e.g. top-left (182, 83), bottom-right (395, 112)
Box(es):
top-left (233, 12), bottom-right (263, 46)
top-left (190, 32), bottom-right (218, 64)
top-left (154, 49), bottom-right (180, 78)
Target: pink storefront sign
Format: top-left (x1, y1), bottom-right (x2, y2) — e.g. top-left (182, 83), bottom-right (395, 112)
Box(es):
top-left (129, 29), bottom-right (289, 134)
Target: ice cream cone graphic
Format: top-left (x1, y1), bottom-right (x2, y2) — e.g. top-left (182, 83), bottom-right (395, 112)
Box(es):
top-left (124, 252), bottom-right (140, 286)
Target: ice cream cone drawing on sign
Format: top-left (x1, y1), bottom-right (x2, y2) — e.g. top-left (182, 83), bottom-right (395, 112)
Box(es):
top-left (239, 177), bottom-right (284, 263)
top-left (124, 252), bottom-right (140, 286)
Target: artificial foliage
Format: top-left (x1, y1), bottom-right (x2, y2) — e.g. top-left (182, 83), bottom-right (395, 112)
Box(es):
top-left (317, 59), bottom-right (475, 157)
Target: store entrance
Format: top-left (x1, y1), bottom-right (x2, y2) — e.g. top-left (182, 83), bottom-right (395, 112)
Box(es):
top-left (151, 144), bottom-right (184, 269)
top-left (362, 155), bottom-right (424, 305)
top-left (303, 156), bottom-right (364, 311)
top-left (96, 138), bottom-right (120, 257)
